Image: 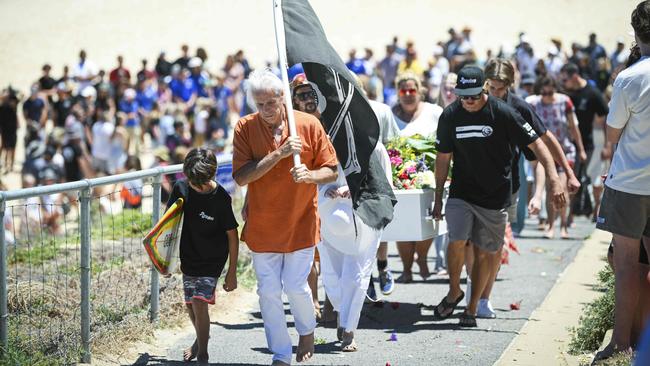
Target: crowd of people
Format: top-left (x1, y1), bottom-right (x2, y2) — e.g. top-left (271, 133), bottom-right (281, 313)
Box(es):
top-left (1, 1), bottom-right (650, 364)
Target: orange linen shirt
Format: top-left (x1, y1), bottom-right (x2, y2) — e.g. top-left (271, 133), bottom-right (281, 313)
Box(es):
top-left (232, 110), bottom-right (338, 253)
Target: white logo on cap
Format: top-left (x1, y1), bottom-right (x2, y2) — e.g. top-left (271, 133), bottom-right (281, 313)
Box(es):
top-left (459, 77), bottom-right (477, 84)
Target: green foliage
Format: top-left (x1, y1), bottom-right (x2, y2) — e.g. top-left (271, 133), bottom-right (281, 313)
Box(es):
top-left (236, 252), bottom-right (257, 289)
top-left (569, 266), bottom-right (615, 354)
top-left (9, 237), bottom-right (68, 266)
top-left (385, 135), bottom-right (438, 190)
top-left (0, 326), bottom-right (81, 366)
top-left (93, 209), bottom-right (152, 240)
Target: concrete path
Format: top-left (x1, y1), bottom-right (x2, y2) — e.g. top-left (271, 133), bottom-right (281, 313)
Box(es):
top-left (122, 217), bottom-right (596, 366)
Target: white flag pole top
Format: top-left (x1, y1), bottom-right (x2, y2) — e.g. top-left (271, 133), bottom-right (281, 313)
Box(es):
top-left (273, 0), bottom-right (301, 168)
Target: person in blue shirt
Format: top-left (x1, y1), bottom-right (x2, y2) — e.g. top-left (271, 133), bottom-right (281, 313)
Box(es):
top-left (189, 57), bottom-right (209, 98)
top-left (170, 68), bottom-right (198, 112)
top-left (345, 49), bottom-right (367, 75)
top-left (135, 79), bottom-right (157, 113)
top-left (119, 88), bottom-right (141, 154)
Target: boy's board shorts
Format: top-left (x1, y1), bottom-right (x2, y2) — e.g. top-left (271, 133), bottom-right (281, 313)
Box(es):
top-left (183, 275), bottom-right (218, 304)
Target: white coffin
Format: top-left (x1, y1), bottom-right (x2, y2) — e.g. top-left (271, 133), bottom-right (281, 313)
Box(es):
top-left (382, 188), bottom-right (448, 242)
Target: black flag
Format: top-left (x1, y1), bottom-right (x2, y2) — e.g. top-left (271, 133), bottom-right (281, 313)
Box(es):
top-left (282, 0), bottom-right (395, 230)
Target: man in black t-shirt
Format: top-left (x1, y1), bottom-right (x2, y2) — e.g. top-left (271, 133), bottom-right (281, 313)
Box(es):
top-left (461, 59), bottom-right (579, 320)
top-left (560, 63), bottom-right (609, 219)
top-left (432, 66), bottom-right (565, 327)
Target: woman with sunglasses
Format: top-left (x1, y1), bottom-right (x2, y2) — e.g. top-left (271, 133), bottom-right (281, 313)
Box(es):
top-left (391, 72), bottom-right (444, 282)
top-left (525, 77), bottom-right (586, 239)
top-left (438, 73), bottom-right (458, 108)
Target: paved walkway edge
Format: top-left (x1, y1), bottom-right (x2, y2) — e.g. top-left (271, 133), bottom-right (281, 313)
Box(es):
top-left (494, 229), bottom-right (612, 366)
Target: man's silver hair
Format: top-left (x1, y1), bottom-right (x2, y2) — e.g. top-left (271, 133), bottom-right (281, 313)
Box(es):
top-left (247, 68), bottom-right (284, 97)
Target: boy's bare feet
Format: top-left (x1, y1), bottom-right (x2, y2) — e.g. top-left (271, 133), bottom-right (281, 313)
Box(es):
top-left (183, 340), bottom-right (198, 361)
top-left (296, 332), bottom-right (314, 363)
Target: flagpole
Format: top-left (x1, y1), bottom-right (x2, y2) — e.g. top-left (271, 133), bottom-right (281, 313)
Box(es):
top-left (272, 0), bottom-right (301, 168)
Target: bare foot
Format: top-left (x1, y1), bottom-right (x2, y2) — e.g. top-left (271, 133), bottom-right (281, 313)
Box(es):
top-left (544, 228), bottom-right (555, 239)
top-left (183, 340), bottom-right (198, 361)
top-left (416, 257), bottom-right (430, 279)
top-left (560, 227), bottom-right (569, 239)
top-left (341, 331), bottom-right (357, 352)
top-left (314, 305), bottom-right (322, 323)
top-left (296, 332), bottom-right (314, 363)
top-left (396, 272), bottom-right (412, 283)
top-left (196, 352), bottom-right (209, 366)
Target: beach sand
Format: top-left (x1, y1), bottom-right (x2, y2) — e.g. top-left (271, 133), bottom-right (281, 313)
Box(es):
top-left (0, 0), bottom-right (640, 94)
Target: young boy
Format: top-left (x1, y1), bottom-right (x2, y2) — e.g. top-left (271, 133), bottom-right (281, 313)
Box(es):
top-left (166, 147), bottom-right (239, 365)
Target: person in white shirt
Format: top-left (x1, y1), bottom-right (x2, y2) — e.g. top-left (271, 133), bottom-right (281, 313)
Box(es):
top-left (72, 50), bottom-right (97, 95)
top-left (595, 1), bottom-right (650, 361)
top-left (91, 111), bottom-right (115, 174)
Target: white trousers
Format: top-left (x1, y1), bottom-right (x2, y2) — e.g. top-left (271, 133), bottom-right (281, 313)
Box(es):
top-left (317, 233), bottom-right (381, 333)
top-left (251, 246), bottom-right (317, 365)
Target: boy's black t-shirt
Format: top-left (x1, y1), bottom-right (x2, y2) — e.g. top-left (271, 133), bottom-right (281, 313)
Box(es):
top-left (436, 95), bottom-right (539, 209)
top-left (167, 180), bottom-right (239, 277)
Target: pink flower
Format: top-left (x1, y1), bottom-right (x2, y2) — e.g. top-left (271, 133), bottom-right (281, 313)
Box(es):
top-left (387, 149), bottom-right (400, 158)
top-left (390, 156), bottom-right (403, 166)
top-left (406, 165), bottom-right (417, 174)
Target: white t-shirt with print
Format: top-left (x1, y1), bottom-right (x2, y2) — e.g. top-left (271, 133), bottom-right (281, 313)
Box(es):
top-left (605, 56), bottom-right (650, 195)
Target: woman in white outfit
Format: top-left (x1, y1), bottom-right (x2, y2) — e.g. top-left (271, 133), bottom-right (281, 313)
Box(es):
top-left (391, 72), bottom-right (446, 281)
top-left (317, 143), bottom-right (390, 352)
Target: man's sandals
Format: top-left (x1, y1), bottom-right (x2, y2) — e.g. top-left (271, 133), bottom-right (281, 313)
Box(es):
top-left (434, 291), bottom-right (465, 320)
top-left (458, 311), bottom-right (477, 327)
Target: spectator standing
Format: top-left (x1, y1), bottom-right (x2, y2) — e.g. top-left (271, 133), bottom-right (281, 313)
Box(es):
top-left (22, 84), bottom-right (48, 129)
top-left (595, 1), bottom-right (650, 360)
top-left (560, 63), bottom-right (609, 221)
top-left (155, 51), bottom-right (173, 77)
top-left (72, 50), bottom-right (98, 94)
top-left (0, 88), bottom-right (19, 172)
top-left (109, 55), bottom-right (131, 89)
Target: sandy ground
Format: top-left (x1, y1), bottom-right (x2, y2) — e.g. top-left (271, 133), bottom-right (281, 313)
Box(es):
top-left (0, 0), bottom-right (639, 190)
top-left (0, 0), bottom-right (641, 95)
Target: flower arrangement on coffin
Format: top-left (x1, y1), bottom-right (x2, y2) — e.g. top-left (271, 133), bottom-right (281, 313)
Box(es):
top-left (385, 135), bottom-right (437, 190)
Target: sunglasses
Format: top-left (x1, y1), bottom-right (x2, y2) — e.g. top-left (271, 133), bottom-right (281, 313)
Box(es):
top-left (295, 90), bottom-right (317, 102)
top-left (399, 88), bottom-right (418, 97)
top-left (459, 93), bottom-right (483, 101)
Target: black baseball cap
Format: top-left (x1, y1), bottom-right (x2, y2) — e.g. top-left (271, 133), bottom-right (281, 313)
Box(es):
top-left (454, 66), bottom-right (485, 96)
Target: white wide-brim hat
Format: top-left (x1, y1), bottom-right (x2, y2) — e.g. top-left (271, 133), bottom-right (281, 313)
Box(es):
top-left (319, 197), bottom-right (380, 256)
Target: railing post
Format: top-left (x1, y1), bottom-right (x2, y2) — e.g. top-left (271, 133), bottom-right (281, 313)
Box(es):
top-left (149, 173), bottom-right (162, 322)
top-left (79, 186), bottom-right (92, 363)
top-left (0, 196), bottom-right (8, 354)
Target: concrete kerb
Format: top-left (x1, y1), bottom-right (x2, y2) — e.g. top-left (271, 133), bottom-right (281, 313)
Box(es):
top-left (494, 228), bottom-right (612, 366)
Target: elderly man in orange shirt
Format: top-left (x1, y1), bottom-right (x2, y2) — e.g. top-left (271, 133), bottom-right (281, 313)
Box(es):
top-left (233, 69), bottom-right (339, 366)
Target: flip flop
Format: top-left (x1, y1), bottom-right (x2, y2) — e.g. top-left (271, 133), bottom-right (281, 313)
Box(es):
top-left (434, 291), bottom-right (465, 320)
top-left (458, 312), bottom-right (477, 327)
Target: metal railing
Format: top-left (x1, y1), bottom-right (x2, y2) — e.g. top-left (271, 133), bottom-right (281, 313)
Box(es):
top-left (0, 154), bottom-right (233, 364)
